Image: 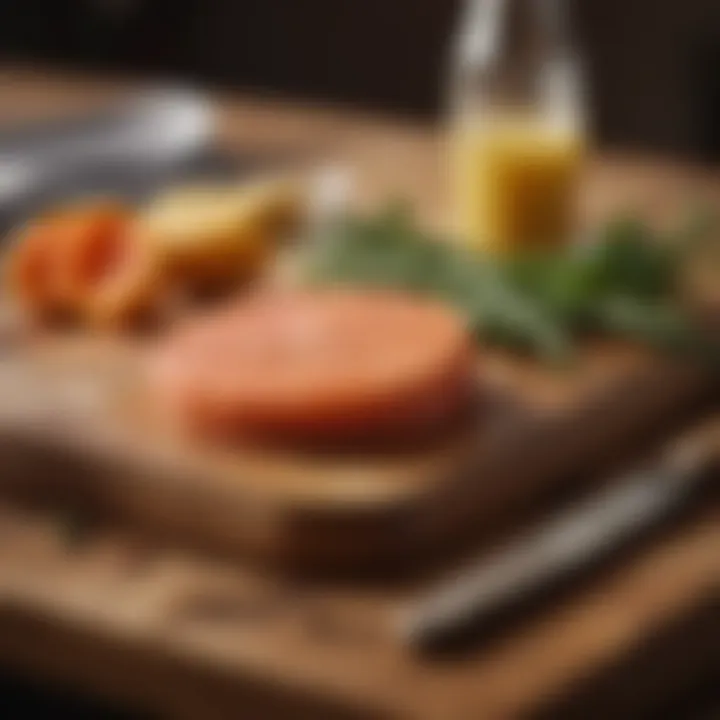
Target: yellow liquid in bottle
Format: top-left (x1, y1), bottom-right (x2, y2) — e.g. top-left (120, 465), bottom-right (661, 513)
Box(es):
top-left (452, 117), bottom-right (584, 253)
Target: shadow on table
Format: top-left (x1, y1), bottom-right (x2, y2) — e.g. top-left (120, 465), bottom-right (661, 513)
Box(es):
top-left (0, 666), bottom-right (150, 719)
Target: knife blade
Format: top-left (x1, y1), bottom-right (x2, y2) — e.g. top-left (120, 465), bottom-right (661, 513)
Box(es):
top-left (399, 421), bottom-right (719, 653)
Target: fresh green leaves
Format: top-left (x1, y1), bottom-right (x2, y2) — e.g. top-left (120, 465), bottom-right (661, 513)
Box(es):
top-left (583, 216), bottom-right (676, 299)
top-left (307, 205), bottom-right (572, 361)
top-left (305, 204), bottom-right (716, 364)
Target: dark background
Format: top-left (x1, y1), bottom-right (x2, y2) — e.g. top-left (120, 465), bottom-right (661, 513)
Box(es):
top-left (1, 0), bottom-right (720, 161)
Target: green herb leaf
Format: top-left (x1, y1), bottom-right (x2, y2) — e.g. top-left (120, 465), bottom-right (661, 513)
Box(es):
top-left (304, 202), bottom-right (715, 366)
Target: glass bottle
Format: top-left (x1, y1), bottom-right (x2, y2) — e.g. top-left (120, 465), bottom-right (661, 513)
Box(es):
top-left (448, 0), bottom-right (586, 252)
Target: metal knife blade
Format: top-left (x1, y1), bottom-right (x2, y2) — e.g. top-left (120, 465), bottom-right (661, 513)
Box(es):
top-left (399, 421), bottom-right (719, 653)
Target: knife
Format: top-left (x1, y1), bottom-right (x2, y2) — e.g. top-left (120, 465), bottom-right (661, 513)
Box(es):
top-left (399, 420), bottom-right (719, 653)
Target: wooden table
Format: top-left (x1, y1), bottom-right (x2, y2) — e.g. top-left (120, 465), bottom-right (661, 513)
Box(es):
top-left (0, 66), bottom-right (718, 720)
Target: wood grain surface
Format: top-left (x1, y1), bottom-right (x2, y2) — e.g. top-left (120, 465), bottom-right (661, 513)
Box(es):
top-left (0, 499), bottom-right (716, 720)
top-left (0, 67), bottom-right (717, 719)
top-left (0, 334), bottom-right (710, 572)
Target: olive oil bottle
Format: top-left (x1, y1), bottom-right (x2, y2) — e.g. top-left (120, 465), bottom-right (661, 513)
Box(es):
top-left (448, 0), bottom-right (586, 252)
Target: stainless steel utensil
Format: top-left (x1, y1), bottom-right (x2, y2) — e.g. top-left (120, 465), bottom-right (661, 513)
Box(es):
top-left (0, 89), bottom-right (213, 228)
top-left (399, 421), bottom-right (719, 652)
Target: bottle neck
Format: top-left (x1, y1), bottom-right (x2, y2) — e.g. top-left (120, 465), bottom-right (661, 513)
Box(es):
top-left (458, 0), bottom-right (571, 64)
top-left (450, 0), bottom-right (581, 125)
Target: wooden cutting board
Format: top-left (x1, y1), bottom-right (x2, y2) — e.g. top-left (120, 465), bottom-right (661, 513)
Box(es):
top-left (0, 68), bottom-right (718, 719)
top-left (0, 330), bottom-right (710, 573)
top-left (0, 68), bottom-right (716, 575)
top-left (0, 498), bottom-right (717, 720)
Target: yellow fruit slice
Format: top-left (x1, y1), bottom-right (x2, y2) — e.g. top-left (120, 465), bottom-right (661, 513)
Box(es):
top-left (136, 178), bottom-right (303, 292)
